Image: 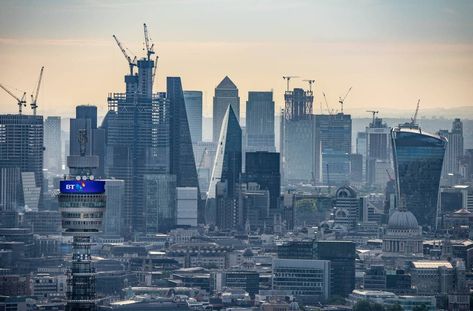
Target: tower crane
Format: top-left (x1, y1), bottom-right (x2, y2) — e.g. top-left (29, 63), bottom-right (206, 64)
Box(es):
top-left (30, 66), bottom-right (44, 115)
top-left (303, 79), bottom-right (315, 92)
top-left (338, 86), bottom-right (352, 114)
top-left (113, 35), bottom-right (137, 75)
top-left (143, 23), bottom-right (155, 61)
top-left (282, 76), bottom-right (299, 92)
top-left (322, 92), bottom-right (333, 115)
top-left (152, 55), bottom-right (159, 86)
top-left (366, 110), bottom-right (379, 125)
top-left (0, 84), bottom-right (26, 115)
top-left (410, 99), bottom-right (420, 125)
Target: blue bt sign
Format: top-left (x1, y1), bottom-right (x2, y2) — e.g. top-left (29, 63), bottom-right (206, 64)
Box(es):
top-left (60, 180), bottom-right (105, 194)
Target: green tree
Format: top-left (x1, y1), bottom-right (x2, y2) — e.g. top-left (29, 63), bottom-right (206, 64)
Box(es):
top-left (353, 300), bottom-right (386, 311)
top-left (386, 304), bottom-right (403, 311)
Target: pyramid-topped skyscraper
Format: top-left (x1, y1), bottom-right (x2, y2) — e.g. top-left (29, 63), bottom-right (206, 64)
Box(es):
top-left (213, 76), bottom-right (240, 142)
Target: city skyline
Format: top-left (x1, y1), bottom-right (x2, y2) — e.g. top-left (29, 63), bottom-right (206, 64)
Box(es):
top-left (0, 0), bottom-right (472, 118)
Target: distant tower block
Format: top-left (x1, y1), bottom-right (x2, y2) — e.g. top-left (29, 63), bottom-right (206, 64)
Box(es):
top-left (58, 129), bottom-right (105, 311)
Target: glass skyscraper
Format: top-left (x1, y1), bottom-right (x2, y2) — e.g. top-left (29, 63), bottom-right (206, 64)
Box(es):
top-left (246, 91), bottom-right (275, 152)
top-left (391, 126), bottom-right (447, 229)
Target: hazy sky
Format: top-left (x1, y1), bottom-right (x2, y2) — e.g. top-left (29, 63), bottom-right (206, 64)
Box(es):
top-left (0, 0), bottom-right (472, 119)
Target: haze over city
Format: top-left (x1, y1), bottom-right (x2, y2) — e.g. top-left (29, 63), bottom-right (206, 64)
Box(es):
top-left (0, 0), bottom-right (472, 118)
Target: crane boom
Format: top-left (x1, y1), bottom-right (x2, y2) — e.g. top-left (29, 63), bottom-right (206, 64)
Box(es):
top-left (31, 66), bottom-right (44, 115)
top-left (152, 55), bottom-right (159, 86)
top-left (338, 86), bottom-right (352, 114)
top-left (366, 110), bottom-right (379, 125)
top-left (0, 84), bottom-right (27, 114)
top-left (411, 99), bottom-right (420, 125)
top-left (143, 23), bottom-right (155, 60)
top-left (282, 76), bottom-right (299, 92)
top-left (303, 79), bottom-right (315, 92)
top-left (322, 92), bottom-right (333, 115)
top-left (113, 35), bottom-right (136, 75)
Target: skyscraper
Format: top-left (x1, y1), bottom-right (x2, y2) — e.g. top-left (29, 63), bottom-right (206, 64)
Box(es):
top-left (183, 90), bottom-right (203, 143)
top-left (70, 105), bottom-right (106, 177)
top-left (246, 91), bottom-right (275, 152)
top-left (0, 114), bottom-right (43, 211)
top-left (106, 53), bottom-right (169, 237)
top-left (366, 116), bottom-right (391, 187)
top-left (245, 152), bottom-right (280, 211)
top-left (281, 88), bottom-right (314, 182)
top-left (391, 125), bottom-right (447, 228)
top-left (314, 113), bottom-right (352, 183)
top-left (441, 118), bottom-right (464, 179)
top-left (44, 116), bottom-right (62, 174)
top-left (207, 105), bottom-right (242, 229)
top-left (213, 76), bottom-right (239, 142)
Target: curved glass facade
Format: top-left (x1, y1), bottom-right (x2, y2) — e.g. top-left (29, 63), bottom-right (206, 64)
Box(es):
top-left (391, 127), bottom-right (447, 229)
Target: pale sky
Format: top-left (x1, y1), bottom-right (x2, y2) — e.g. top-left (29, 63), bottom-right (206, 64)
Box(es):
top-left (0, 0), bottom-right (472, 119)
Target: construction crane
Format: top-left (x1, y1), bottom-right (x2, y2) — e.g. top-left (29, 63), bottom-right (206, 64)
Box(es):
top-left (0, 84), bottom-right (27, 115)
top-left (113, 35), bottom-right (137, 75)
top-left (338, 86), bottom-right (352, 114)
top-left (303, 79), bottom-right (315, 92)
top-left (385, 168), bottom-right (394, 181)
top-left (30, 66), bottom-right (44, 115)
top-left (282, 76), bottom-right (299, 92)
top-left (322, 92), bottom-right (333, 115)
top-left (152, 55), bottom-right (159, 86)
top-left (410, 99), bottom-right (420, 125)
top-left (366, 110), bottom-right (379, 125)
top-left (143, 23), bottom-right (155, 61)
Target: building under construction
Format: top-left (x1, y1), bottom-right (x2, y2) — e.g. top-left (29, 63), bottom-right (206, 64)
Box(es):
top-left (280, 86), bottom-right (315, 183)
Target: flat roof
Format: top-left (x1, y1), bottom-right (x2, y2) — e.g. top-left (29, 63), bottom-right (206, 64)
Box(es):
top-left (411, 261), bottom-right (452, 269)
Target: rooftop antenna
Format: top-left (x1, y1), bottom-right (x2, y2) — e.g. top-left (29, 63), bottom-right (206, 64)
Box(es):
top-left (0, 84), bottom-right (27, 115)
top-left (30, 66), bottom-right (44, 115)
top-left (338, 86), bottom-right (352, 114)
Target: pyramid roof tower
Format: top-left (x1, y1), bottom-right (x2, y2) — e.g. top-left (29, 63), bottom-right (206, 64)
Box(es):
top-left (216, 76), bottom-right (237, 90)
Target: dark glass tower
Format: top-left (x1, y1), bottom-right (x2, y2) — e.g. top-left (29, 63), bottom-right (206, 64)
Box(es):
top-left (391, 126), bottom-right (447, 229)
top-left (245, 152), bottom-right (280, 211)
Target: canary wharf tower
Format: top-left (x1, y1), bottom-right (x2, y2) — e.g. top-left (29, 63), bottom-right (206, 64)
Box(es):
top-left (59, 129), bottom-right (106, 311)
top-left (391, 125), bottom-right (447, 230)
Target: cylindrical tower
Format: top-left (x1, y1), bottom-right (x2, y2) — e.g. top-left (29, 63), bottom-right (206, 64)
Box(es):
top-left (58, 129), bottom-right (105, 311)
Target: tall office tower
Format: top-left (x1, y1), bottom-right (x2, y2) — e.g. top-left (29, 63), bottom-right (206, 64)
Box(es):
top-left (213, 76), bottom-right (239, 142)
top-left (441, 118), bottom-right (464, 179)
top-left (58, 130), bottom-right (105, 311)
top-left (144, 174), bottom-right (177, 233)
top-left (70, 105), bottom-right (106, 177)
top-left (168, 78), bottom-right (201, 223)
top-left (246, 91), bottom-right (275, 152)
top-left (245, 152), bottom-right (280, 212)
top-left (333, 186), bottom-right (360, 230)
top-left (314, 113), bottom-right (352, 184)
top-left (0, 114), bottom-right (43, 211)
top-left (102, 179), bottom-right (125, 237)
top-left (183, 90), bottom-right (203, 143)
top-left (281, 88), bottom-right (314, 182)
top-left (356, 132), bottom-right (367, 180)
top-left (366, 116), bottom-right (391, 187)
top-left (207, 105), bottom-right (242, 228)
top-left (107, 51), bottom-right (169, 237)
top-left (44, 116), bottom-right (62, 174)
top-left (391, 125), bottom-right (447, 229)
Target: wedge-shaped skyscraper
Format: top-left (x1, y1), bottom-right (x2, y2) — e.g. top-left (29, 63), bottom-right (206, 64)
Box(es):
top-left (391, 125), bottom-right (447, 229)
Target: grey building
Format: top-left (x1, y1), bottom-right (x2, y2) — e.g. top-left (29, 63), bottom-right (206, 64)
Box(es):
top-left (314, 113), bottom-right (352, 183)
top-left (103, 179), bottom-right (125, 237)
top-left (144, 174), bottom-right (177, 233)
top-left (44, 116), bottom-right (62, 174)
top-left (183, 90), bottom-right (203, 143)
top-left (213, 76), bottom-right (239, 142)
top-left (333, 186), bottom-right (360, 231)
top-left (246, 91), bottom-right (275, 152)
top-left (441, 118), bottom-right (464, 179)
top-left (0, 114), bottom-right (43, 211)
top-left (366, 116), bottom-right (391, 187)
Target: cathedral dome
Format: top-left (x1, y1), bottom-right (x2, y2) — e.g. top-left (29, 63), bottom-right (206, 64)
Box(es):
top-left (388, 210), bottom-right (419, 230)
